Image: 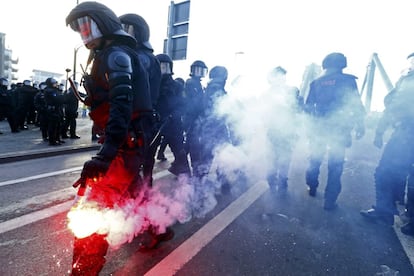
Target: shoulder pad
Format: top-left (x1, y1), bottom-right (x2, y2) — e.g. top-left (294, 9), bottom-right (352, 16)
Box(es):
top-left (107, 50), bottom-right (133, 74)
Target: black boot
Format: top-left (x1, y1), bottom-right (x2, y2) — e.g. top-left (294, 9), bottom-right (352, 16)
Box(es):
top-left (71, 233), bottom-right (109, 276)
top-left (360, 208), bottom-right (394, 226)
top-left (401, 222), bottom-right (414, 236)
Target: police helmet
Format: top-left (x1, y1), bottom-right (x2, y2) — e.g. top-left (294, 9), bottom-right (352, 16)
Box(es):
top-left (45, 77), bottom-right (58, 88)
top-left (23, 79), bottom-right (32, 86)
top-left (39, 82), bottom-right (47, 90)
top-left (119, 13), bottom-right (153, 51)
top-left (156, 54), bottom-right (173, 75)
top-left (322, 52), bottom-right (347, 70)
top-left (209, 66), bottom-right (228, 81)
top-left (66, 1), bottom-right (135, 47)
top-left (0, 77), bottom-right (8, 88)
top-left (190, 60), bottom-right (208, 78)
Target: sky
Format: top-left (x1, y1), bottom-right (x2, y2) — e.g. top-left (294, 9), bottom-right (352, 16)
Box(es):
top-left (1, 0), bottom-right (413, 110)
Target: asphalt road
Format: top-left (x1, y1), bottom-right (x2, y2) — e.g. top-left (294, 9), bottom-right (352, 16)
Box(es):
top-left (0, 117), bottom-right (414, 275)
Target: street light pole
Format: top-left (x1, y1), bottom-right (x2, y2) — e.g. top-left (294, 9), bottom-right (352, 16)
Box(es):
top-left (65, 68), bottom-right (71, 91)
top-left (73, 45), bottom-right (83, 82)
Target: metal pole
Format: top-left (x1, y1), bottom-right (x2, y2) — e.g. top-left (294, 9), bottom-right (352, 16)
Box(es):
top-left (65, 68), bottom-right (71, 91)
top-left (73, 48), bottom-right (77, 81)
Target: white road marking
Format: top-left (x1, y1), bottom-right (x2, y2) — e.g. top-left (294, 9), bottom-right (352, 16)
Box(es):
top-left (144, 180), bottom-right (269, 276)
top-left (0, 170), bottom-right (172, 234)
top-left (0, 167), bottom-right (83, 187)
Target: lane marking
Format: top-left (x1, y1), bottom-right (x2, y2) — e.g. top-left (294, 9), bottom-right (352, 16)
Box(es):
top-left (0, 201), bottom-right (74, 234)
top-left (0, 170), bottom-right (171, 234)
top-left (0, 167), bottom-right (83, 187)
top-left (144, 181), bottom-right (269, 276)
top-left (0, 152), bottom-right (174, 188)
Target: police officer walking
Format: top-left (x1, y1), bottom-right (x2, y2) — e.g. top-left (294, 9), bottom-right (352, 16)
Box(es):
top-left (184, 60), bottom-right (208, 177)
top-left (119, 13), bottom-right (162, 187)
top-left (361, 53), bottom-right (414, 227)
top-left (66, 2), bottom-right (157, 274)
top-left (155, 53), bottom-right (191, 176)
top-left (304, 52), bottom-right (366, 210)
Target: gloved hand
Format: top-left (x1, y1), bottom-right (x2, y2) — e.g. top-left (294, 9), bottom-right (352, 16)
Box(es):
top-left (80, 155), bottom-right (111, 180)
top-left (373, 133), bottom-right (383, 149)
top-left (354, 124), bottom-right (365, 140)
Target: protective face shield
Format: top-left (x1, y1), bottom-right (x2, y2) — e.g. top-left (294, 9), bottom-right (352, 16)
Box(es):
top-left (46, 77), bottom-right (58, 88)
top-left (23, 80), bottom-right (32, 86)
top-left (39, 83), bottom-right (47, 90)
top-left (121, 23), bottom-right (135, 37)
top-left (160, 62), bottom-right (172, 75)
top-left (0, 78), bottom-right (8, 87)
top-left (69, 16), bottom-right (103, 45)
top-left (191, 66), bottom-right (208, 78)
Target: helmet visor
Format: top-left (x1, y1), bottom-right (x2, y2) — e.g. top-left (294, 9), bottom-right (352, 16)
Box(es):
top-left (192, 66), bottom-right (208, 78)
top-left (69, 16), bottom-right (103, 45)
top-left (0, 78), bottom-right (8, 87)
top-left (160, 62), bottom-right (172, 75)
top-left (121, 23), bottom-right (135, 37)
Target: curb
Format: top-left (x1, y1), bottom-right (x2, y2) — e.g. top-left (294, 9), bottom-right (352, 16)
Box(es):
top-left (0, 144), bottom-right (100, 164)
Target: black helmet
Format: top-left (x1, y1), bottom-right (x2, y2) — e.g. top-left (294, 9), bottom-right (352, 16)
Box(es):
top-left (0, 77), bottom-right (8, 88)
top-left (190, 60), bottom-right (208, 78)
top-left (23, 79), bottom-right (32, 86)
top-left (45, 77), bottom-right (58, 88)
top-left (119, 13), bottom-right (153, 51)
top-left (156, 54), bottom-right (173, 75)
top-left (66, 1), bottom-right (135, 47)
top-left (322, 52), bottom-right (347, 70)
top-left (209, 66), bottom-right (228, 81)
top-left (39, 82), bottom-right (47, 90)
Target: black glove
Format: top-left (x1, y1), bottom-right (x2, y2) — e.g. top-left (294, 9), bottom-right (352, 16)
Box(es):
top-left (80, 155), bottom-right (111, 180)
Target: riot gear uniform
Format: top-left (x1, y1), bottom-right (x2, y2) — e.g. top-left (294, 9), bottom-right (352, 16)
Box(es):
top-left (155, 53), bottom-right (190, 176)
top-left (66, 2), bottom-right (153, 275)
top-left (265, 66), bottom-right (302, 193)
top-left (62, 81), bottom-right (81, 139)
top-left (120, 13), bottom-right (162, 187)
top-left (361, 64), bottom-right (414, 227)
top-left (304, 52), bottom-right (365, 210)
top-left (33, 82), bottom-right (48, 140)
top-left (44, 77), bottom-right (65, 145)
top-left (15, 79), bottom-right (38, 130)
top-left (185, 60), bottom-right (208, 176)
top-left (0, 78), bottom-right (18, 133)
top-left (195, 66), bottom-right (230, 178)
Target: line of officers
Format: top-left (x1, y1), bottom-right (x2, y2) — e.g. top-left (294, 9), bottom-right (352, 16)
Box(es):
top-left (0, 77), bottom-right (81, 145)
top-left (63, 3), bottom-right (414, 274)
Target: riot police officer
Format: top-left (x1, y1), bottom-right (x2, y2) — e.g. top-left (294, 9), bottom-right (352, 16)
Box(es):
top-left (66, 2), bottom-right (154, 274)
top-left (184, 60), bottom-right (208, 177)
top-left (44, 77), bottom-right (65, 146)
top-left (61, 81), bottom-right (81, 139)
top-left (361, 53), bottom-right (414, 227)
top-left (155, 53), bottom-right (191, 176)
top-left (304, 52), bottom-right (365, 210)
top-left (34, 82), bottom-right (48, 141)
top-left (15, 79), bottom-right (38, 130)
top-left (119, 13), bottom-right (162, 187)
top-left (0, 77), bottom-right (18, 133)
top-left (265, 66), bottom-right (302, 193)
